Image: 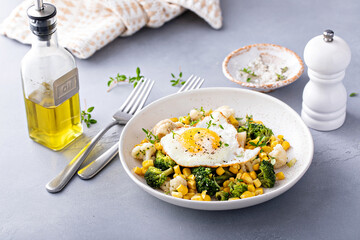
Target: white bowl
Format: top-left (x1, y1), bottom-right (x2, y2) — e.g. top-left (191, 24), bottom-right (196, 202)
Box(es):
top-left (119, 88), bottom-right (313, 210)
top-left (223, 44), bottom-right (304, 92)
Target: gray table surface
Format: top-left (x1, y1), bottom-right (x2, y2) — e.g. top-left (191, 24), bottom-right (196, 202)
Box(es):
top-left (1, 0), bottom-right (360, 239)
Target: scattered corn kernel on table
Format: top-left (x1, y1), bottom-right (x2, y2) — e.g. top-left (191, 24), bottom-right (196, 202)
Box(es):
top-left (1, 0), bottom-right (360, 239)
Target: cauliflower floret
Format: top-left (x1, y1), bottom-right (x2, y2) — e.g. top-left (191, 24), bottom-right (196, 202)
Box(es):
top-left (152, 119), bottom-right (183, 139)
top-left (189, 109), bottom-right (204, 121)
top-left (169, 175), bottom-right (187, 192)
top-left (214, 106), bottom-right (235, 118)
top-left (131, 142), bottom-right (156, 161)
top-left (160, 180), bottom-right (170, 193)
top-left (236, 132), bottom-right (247, 148)
top-left (269, 144), bottom-right (288, 169)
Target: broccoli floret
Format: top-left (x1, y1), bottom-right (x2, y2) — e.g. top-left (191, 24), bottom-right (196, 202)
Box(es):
top-left (144, 166), bottom-right (174, 189)
top-left (238, 116), bottom-right (273, 145)
top-left (247, 123), bottom-right (273, 143)
top-left (229, 181), bottom-right (248, 198)
top-left (154, 151), bottom-right (176, 170)
top-left (214, 168), bottom-right (235, 186)
top-left (215, 191), bottom-right (229, 201)
top-left (192, 166), bottom-right (220, 196)
top-left (257, 160), bottom-right (276, 188)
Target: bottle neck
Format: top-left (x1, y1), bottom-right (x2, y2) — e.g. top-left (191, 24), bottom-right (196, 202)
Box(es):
top-left (31, 31), bottom-right (59, 49)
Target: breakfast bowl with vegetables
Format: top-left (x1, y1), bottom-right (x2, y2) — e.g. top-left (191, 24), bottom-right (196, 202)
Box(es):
top-left (119, 88), bottom-right (313, 210)
top-left (222, 44), bottom-right (304, 92)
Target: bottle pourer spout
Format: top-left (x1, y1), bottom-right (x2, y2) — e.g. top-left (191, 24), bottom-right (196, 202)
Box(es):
top-left (35, 0), bottom-right (44, 11)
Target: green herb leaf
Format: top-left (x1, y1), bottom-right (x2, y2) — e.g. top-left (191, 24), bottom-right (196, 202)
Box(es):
top-left (350, 92), bottom-right (358, 97)
top-left (170, 71), bottom-right (185, 87)
top-left (81, 106), bottom-right (97, 128)
top-left (281, 66), bottom-right (288, 74)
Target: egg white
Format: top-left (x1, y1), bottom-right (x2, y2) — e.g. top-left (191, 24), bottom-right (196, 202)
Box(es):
top-left (161, 112), bottom-right (260, 167)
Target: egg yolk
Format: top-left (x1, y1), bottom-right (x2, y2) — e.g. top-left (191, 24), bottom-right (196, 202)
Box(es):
top-left (179, 128), bottom-right (220, 153)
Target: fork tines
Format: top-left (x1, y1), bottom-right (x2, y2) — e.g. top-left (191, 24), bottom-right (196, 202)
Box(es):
top-left (119, 78), bottom-right (155, 115)
top-left (178, 75), bottom-right (205, 93)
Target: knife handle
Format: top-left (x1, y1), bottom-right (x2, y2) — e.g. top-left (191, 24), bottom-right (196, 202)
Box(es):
top-left (45, 120), bottom-right (118, 193)
top-left (77, 143), bottom-right (119, 179)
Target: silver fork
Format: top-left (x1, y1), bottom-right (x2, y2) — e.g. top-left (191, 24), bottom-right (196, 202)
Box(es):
top-left (46, 78), bottom-right (155, 193)
top-left (77, 75), bottom-right (205, 180)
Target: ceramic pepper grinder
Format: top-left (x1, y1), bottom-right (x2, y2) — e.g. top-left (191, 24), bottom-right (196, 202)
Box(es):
top-left (301, 30), bottom-right (351, 131)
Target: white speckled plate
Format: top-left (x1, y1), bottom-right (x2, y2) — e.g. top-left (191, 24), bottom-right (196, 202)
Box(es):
top-left (119, 88), bottom-right (313, 210)
top-left (223, 44), bottom-right (304, 92)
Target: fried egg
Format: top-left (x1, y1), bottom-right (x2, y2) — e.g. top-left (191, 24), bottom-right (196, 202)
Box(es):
top-left (161, 111), bottom-right (260, 167)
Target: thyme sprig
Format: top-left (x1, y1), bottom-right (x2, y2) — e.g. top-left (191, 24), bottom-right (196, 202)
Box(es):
top-left (142, 128), bottom-right (159, 144)
top-left (107, 67), bottom-right (144, 92)
top-left (81, 106), bottom-right (97, 128)
top-left (170, 71), bottom-right (185, 86)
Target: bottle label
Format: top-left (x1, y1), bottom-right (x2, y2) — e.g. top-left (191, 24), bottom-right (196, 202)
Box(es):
top-left (53, 68), bottom-right (79, 106)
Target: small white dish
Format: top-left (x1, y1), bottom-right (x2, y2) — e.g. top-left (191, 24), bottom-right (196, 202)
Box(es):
top-left (223, 44), bottom-right (304, 92)
top-left (119, 88), bottom-right (313, 210)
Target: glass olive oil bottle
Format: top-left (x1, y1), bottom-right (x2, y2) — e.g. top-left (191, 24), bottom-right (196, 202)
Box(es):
top-left (21, 1), bottom-right (82, 151)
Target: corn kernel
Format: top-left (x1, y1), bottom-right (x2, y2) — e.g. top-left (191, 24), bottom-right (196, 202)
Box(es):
top-left (236, 172), bottom-right (242, 179)
top-left (228, 115), bottom-right (239, 126)
top-left (229, 166), bottom-right (238, 174)
top-left (216, 167), bottom-right (225, 176)
top-left (253, 178), bottom-right (262, 188)
top-left (187, 174), bottom-right (196, 180)
top-left (182, 168), bottom-right (191, 177)
top-left (259, 152), bottom-right (267, 159)
top-left (191, 194), bottom-right (203, 201)
top-left (183, 192), bottom-right (195, 200)
top-left (270, 135), bottom-right (276, 142)
top-left (223, 180), bottom-right (230, 187)
top-left (253, 120), bottom-right (263, 124)
top-left (255, 188), bottom-right (263, 195)
top-left (180, 116), bottom-right (190, 125)
top-left (262, 156), bottom-right (269, 161)
top-left (174, 165), bottom-right (181, 175)
top-left (155, 142), bottom-right (163, 151)
top-left (176, 184), bottom-right (189, 195)
top-left (282, 141), bottom-right (290, 151)
top-left (241, 172), bottom-right (253, 184)
top-left (142, 160), bottom-right (154, 169)
top-left (140, 138), bottom-right (148, 144)
top-left (277, 135), bottom-right (284, 139)
top-left (271, 141), bottom-right (279, 148)
top-left (141, 168), bottom-right (147, 175)
top-left (253, 163), bottom-right (260, 171)
top-left (223, 187), bottom-right (230, 193)
top-left (240, 191), bottom-right (254, 199)
top-left (229, 177), bottom-right (235, 182)
top-left (247, 184), bottom-right (255, 192)
top-left (201, 190), bottom-right (207, 200)
top-left (261, 146), bottom-right (272, 154)
top-left (276, 172), bottom-right (285, 180)
top-left (203, 195), bottom-right (211, 201)
top-left (173, 173), bottom-right (178, 178)
top-left (188, 188), bottom-right (196, 193)
top-left (133, 167), bottom-right (142, 175)
top-left (170, 117), bottom-right (178, 122)
top-left (249, 171), bottom-right (257, 180)
top-left (171, 191), bottom-right (183, 198)
top-left (228, 197), bottom-right (240, 201)
top-left (187, 180), bottom-right (196, 189)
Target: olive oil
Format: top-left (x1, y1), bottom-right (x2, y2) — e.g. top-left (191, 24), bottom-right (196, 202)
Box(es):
top-left (21, 2), bottom-right (83, 151)
top-left (24, 93), bottom-right (83, 151)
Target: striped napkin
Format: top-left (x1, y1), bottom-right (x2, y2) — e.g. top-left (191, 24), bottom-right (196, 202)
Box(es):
top-left (1, 0), bottom-right (222, 59)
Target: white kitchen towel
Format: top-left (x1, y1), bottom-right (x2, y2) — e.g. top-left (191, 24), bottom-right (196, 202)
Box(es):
top-left (0, 0), bottom-right (222, 59)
